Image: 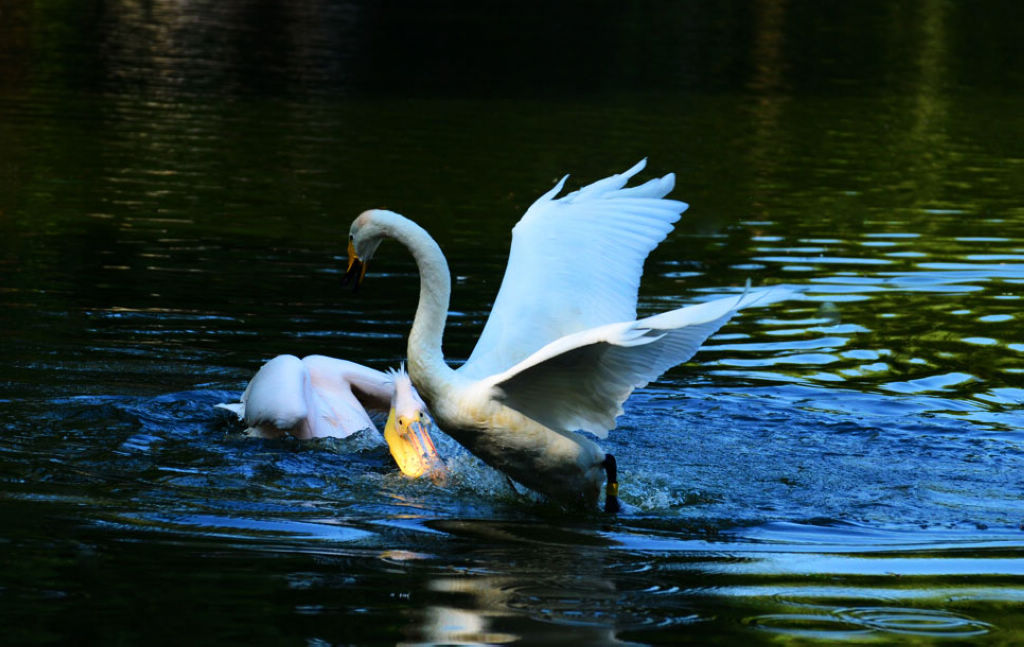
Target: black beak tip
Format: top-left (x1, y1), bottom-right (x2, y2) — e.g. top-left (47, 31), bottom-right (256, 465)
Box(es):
top-left (341, 261), bottom-right (363, 292)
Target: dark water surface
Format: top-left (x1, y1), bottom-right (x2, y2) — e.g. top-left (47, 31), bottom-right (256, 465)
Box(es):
top-left (3, 1), bottom-right (1024, 644)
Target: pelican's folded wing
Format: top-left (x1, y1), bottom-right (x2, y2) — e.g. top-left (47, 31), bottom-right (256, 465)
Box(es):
top-left (238, 354), bottom-right (311, 432)
top-left (301, 355), bottom-right (385, 439)
top-left (226, 354), bottom-right (380, 439)
top-left (459, 159), bottom-right (689, 380)
top-left (485, 287), bottom-right (795, 438)
top-left (304, 386), bottom-right (379, 439)
top-left (302, 355), bottom-right (393, 412)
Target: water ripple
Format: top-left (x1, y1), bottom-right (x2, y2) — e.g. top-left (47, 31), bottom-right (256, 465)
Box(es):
top-left (748, 607), bottom-right (992, 639)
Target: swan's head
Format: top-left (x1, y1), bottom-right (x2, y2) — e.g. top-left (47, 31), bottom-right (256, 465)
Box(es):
top-left (344, 209), bottom-right (391, 288)
top-left (383, 366), bottom-right (446, 482)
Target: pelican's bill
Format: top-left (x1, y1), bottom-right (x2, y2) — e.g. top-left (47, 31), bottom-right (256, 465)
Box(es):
top-left (383, 407), bottom-right (445, 481)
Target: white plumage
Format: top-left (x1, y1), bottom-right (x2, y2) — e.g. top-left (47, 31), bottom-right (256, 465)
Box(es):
top-left (347, 160), bottom-right (793, 508)
top-left (217, 355), bottom-right (443, 478)
top-left (461, 159), bottom-right (685, 379)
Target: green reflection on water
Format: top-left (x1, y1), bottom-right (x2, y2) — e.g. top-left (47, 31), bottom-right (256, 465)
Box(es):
top-left (2, 0), bottom-right (1024, 645)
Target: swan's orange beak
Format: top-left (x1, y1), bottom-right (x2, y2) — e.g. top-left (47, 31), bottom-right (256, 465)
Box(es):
top-left (343, 239), bottom-right (367, 289)
top-left (383, 407), bottom-right (446, 484)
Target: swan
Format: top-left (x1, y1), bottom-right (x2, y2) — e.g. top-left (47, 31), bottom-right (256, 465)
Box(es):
top-left (345, 160), bottom-right (792, 510)
top-left (217, 355), bottom-right (444, 479)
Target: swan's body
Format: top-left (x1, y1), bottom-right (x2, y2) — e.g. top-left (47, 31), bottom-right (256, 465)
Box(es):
top-left (217, 355), bottom-right (443, 478)
top-left (347, 160), bottom-right (791, 508)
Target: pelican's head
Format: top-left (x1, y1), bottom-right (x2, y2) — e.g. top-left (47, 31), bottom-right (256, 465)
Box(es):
top-left (344, 209), bottom-right (391, 288)
top-left (383, 366), bottom-right (446, 482)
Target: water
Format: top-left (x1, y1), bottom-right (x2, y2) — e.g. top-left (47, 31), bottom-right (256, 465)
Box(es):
top-left (2, 1), bottom-right (1024, 644)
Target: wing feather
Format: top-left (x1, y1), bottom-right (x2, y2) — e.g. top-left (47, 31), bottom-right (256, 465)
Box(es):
top-left (240, 354), bottom-right (311, 431)
top-left (220, 354), bottom-right (384, 439)
top-left (486, 287), bottom-right (795, 437)
top-left (459, 160), bottom-right (688, 380)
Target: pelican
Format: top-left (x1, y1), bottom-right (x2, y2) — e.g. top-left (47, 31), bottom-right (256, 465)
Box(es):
top-left (345, 160), bottom-right (791, 510)
top-left (217, 355), bottom-right (444, 479)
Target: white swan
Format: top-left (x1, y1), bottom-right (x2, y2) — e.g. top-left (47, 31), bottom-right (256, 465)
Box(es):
top-left (345, 160), bottom-right (791, 509)
top-left (217, 355), bottom-right (444, 479)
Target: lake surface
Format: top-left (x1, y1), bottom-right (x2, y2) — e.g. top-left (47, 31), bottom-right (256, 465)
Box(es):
top-left (2, 1), bottom-right (1023, 644)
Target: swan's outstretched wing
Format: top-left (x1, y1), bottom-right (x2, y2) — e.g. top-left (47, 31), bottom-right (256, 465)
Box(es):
top-left (459, 160), bottom-right (688, 380)
top-left (484, 288), bottom-right (794, 438)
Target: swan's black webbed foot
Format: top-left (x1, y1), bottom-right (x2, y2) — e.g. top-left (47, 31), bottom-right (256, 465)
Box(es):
top-left (603, 454), bottom-right (621, 514)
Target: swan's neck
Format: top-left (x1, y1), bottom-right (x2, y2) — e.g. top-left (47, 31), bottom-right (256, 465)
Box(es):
top-left (382, 215), bottom-right (456, 395)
